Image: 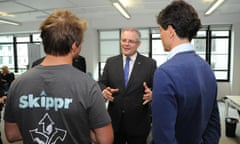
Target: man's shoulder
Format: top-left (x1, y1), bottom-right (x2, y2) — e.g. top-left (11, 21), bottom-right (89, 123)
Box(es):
top-left (107, 55), bottom-right (121, 61)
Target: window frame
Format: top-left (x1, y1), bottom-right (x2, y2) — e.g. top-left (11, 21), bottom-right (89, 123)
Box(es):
top-left (0, 33), bottom-right (41, 74)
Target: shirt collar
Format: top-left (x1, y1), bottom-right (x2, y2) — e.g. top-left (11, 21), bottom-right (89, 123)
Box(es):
top-left (123, 52), bottom-right (137, 62)
top-left (167, 43), bottom-right (194, 60)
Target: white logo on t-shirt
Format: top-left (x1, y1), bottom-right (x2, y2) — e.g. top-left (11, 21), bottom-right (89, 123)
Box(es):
top-left (29, 113), bottom-right (67, 144)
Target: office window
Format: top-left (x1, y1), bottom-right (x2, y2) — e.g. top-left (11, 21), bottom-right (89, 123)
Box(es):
top-left (16, 36), bottom-right (30, 42)
top-left (0, 35), bottom-right (14, 71)
top-left (151, 33), bottom-right (168, 66)
top-left (138, 29), bottom-right (150, 57)
top-left (16, 43), bottom-right (29, 73)
top-left (150, 24), bottom-right (231, 81)
top-left (0, 35), bottom-right (13, 43)
top-left (16, 35), bottom-right (31, 73)
top-left (0, 44), bottom-right (14, 67)
top-left (32, 33), bottom-right (42, 42)
top-left (99, 25), bottom-right (232, 81)
top-left (210, 30), bottom-right (231, 81)
top-left (99, 30), bottom-right (120, 75)
top-left (0, 33), bottom-right (41, 74)
top-left (192, 30), bottom-right (207, 60)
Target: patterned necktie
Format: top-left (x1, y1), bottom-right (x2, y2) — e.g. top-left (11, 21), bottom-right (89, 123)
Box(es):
top-left (124, 57), bottom-right (130, 87)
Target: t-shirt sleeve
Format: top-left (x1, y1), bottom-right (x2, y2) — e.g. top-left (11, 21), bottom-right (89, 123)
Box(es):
top-left (88, 82), bottom-right (111, 129)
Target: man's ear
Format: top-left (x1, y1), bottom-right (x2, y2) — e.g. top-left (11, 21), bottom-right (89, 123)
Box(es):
top-left (167, 25), bottom-right (176, 39)
top-left (70, 42), bottom-right (77, 55)
top-left (71, 42), bottom-right (77, 51)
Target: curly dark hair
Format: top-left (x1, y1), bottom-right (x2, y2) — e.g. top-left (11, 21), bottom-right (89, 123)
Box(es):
top-left (157, 0), bottom-right (201, 41)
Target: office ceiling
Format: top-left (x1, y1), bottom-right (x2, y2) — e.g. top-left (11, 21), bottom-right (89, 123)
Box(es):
top-left (0, 0), bottom-right (240, 26)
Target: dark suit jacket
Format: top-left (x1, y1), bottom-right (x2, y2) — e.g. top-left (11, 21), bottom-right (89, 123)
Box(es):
top-left (99, 53), bottom-right (157, 136)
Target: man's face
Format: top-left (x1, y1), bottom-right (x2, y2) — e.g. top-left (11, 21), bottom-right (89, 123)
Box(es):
top-left (121, 31), bottom-right (140, 56)
top-left (159, 25), bottom-right (171, 52)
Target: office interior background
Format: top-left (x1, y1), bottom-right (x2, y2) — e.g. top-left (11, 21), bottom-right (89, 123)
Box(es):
top-left (0, 0), bottom-right (240, 101)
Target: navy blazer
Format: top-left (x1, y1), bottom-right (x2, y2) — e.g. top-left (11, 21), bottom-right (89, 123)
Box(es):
top-left (99, 53), bottom-right (157, 135)
top-left (152, 51), bottom-right (221, 143)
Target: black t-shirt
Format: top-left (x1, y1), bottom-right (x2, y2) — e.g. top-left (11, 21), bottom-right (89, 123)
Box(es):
top-left (32, 55), bottom-right (86, 72)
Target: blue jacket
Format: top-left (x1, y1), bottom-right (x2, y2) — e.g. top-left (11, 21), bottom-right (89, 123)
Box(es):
top-left (152, 51), bottom-right (221, 144)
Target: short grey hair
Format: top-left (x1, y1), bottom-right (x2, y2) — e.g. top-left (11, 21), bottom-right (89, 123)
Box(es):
top-left (121, 27), bottom-right (141, 41)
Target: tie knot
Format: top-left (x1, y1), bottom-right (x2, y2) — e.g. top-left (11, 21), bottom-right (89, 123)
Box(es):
top-left (126, 56), bottom-right (130, 62)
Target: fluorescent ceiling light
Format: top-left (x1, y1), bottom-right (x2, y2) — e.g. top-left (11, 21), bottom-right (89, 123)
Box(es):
top-left (205, 0), bottom-right (225, 15)
top-left (0, 18), bottom-right (21, 26)
top-left (112, 0), bottom-right (131, 19)
top-left (0, 11), bottom-right (15, 17)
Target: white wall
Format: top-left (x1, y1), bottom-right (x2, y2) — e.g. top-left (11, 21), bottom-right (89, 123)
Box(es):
top-left (80, 26), bottom-right (99, 80)
top-left (230, 24), bottom-right (240, 95)
top-left (0, 13), bottom-right (240, 99)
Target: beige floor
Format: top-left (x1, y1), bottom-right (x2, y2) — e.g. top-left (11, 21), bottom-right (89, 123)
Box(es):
top-left (1, 101), bottom-right (240, 144)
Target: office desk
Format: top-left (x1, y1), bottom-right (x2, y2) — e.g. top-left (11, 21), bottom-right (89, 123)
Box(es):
top-left (225, 95), bottom-right (240, 117)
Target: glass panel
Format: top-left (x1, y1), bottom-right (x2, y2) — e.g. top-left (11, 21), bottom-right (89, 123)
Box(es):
top-left (151, 28), bottom-right (160, 34)
top-left (211, 38), bottom-right (229, 71)
top-left (139, 29), bottom-right (149, 39)
top-left (212, 31), bottom-right (229, 37)
top-left (0, 35), bottom-right (13, 43)
top-left (16, 36), bottom-right (30, 42)
top-left (32, 33), bottom-right (42, 42)
top-left (214, 71), bottom-right (228, 80)
top-left (192, 38), bottom-right (206, 52)
top-left (100, 31), bottom-right (119, 39)
top-left (152, 38), bottom-right (168, 66)
top-left (152, 55), bottom-right (168, 67)
top-left (196, 31), bottom-right (206, 37)
top-left (211, 54), bottom-right (228, 70)
top-left (152, 39), bottom-right (167, 54)
top-left (17, 43), bottom-right (29, 73)
top-left (210, 24), bottom-right (232, 31)
top-left (138, 39), bottom-right (149, 54)
top-left (211, 38), bottom-right (229, 53)
top-left (100, 41), bottom-right (120, 61)
top-left (0, 44), bottom-right (14, 68)
top-left (152, 34), bottom-right (160, 38)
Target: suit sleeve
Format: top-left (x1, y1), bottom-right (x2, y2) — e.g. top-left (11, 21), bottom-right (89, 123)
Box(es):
top-left (150, 60), bottom-right (157, 88)
top-left (152, 68), bottom-right (178, 144)
top-left (98, 59), bottom-right (110, 90)
top-left (201, 99), bottom-right (221, 143)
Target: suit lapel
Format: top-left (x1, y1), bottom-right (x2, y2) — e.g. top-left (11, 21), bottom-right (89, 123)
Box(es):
top-left (115, 55), bottom-right (125, 89)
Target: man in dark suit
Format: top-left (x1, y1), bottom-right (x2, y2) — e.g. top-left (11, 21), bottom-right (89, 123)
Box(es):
top-left (32, 55), bottom-right (86, 73)
top-left (99, 28), bottom-right (157, 144)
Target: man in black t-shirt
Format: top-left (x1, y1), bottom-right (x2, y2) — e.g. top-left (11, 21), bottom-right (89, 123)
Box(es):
top-left (32, 55), bottom-right (86, 73)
